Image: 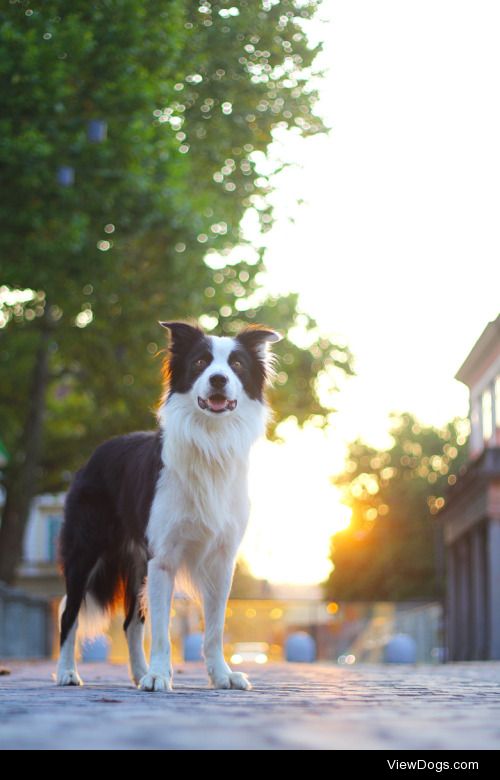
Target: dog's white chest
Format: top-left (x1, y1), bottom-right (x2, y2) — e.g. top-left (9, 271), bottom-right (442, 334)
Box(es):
top-left (147, 456), bottom-right (250, 559)
top-left (147, 390), bottom-right (265, 563)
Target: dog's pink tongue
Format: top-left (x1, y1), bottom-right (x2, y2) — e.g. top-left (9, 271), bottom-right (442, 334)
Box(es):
top-left (208, 397), bottom-right (227, 411)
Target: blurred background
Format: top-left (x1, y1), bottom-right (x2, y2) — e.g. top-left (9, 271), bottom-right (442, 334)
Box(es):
top-left (0, 1), bottom-right (499, 669)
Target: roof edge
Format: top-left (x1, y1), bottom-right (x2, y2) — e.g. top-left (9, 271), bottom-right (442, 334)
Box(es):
top-left (455, 314), bottom-right (500, 386)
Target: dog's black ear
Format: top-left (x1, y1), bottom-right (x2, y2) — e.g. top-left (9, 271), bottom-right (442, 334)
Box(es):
top-left (237, 326), bottom-right (282, 388)
top-left (237, 326), bottom-right (283, 351)
top-left (159, 321), bottom-right (205, 351)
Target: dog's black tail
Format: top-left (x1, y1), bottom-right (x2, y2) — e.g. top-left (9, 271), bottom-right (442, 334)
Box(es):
top-left (58, 485), bottom-right (124, 645)
top-left (59, 548), bottom-right (147, 645)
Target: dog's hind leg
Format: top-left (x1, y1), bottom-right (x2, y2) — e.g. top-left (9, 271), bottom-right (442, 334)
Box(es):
top-left (124, 556), bottom-right (148, 687)
top-left (56, 554), bottom-right (97, 686)
top-left (125, 606), bottom-right (147, 687)
top-left (56, 595), bottom-right (82, 686)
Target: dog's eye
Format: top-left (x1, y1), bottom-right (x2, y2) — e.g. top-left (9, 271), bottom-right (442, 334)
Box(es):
top-left (194, 358), bottom-right (207, 370)
top-left (231, 360), bottom-right (243, 372)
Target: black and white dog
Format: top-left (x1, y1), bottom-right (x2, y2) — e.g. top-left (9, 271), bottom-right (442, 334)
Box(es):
top-left (56, 321), bottom-right (281, 692)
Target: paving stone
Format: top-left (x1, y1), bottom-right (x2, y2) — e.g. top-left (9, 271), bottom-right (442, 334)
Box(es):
top-left (1, 661), bottom-right (500, 749)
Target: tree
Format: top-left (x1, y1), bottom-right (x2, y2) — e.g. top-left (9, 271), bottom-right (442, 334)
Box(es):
top-left (324, 413), bottom-right (469, 601)
top-left (0, 1), bottom-right (353, 582)
top-left (230, 559), bottom-right (271, 599)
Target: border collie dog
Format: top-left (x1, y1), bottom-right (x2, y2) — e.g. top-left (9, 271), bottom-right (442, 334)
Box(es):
top-left (56, 321), bottom-right (281, 692)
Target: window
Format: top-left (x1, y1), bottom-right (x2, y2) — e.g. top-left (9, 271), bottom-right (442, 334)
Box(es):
top-left (482, 388), bottom-right (493, 443)
top-left (47, 514), bottom-right (63, 563)
top-left (496, 376), bottom-right (500, 429)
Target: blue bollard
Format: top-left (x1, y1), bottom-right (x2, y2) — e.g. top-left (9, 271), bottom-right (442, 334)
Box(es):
top-left (285, 632), bottom-right (316, 662)
top-left (183, 632), bottom-right (204, 662)
top-left (384, 633), bottom-right (417, 663)
top-left (81, 635), bottom-right (110, 662)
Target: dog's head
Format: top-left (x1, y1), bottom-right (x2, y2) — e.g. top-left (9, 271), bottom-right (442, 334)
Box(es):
top-left (159, 321), bottom-right (282, 418)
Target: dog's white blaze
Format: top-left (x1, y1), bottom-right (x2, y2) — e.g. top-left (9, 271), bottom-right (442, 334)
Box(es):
top-left (208, 335), bottom-right (238, 367)
top-left (196, 336), bottom-right (241, 404)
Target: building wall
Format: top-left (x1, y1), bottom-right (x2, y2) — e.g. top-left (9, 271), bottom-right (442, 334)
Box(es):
top-left (22, 494), bottom-right (65, 564)
top-left (15, 494), bottom-right (66, 599)
top-left (469, 361), bottom-right (500, 457)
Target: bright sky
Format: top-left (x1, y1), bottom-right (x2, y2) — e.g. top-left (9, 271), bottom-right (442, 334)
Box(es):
top-left (241, 0), bottom-right (500, 585)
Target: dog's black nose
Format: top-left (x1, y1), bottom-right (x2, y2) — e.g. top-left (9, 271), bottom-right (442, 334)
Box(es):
top-left (209, 373), bottom-right (228, 390)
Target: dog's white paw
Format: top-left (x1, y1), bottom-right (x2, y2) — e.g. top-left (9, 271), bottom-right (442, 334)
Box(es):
top-left (131, 663), bottom-right (149, 687)
top-left (210, 671), bottom-right (252, 691)
top-left (56, 669), bottom-right (83, 687)
top-left (138, 672), bottom-right (172, 692)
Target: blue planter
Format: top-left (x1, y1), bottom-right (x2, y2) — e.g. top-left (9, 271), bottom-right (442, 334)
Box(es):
top-left (285, 632), bottom-right (316, 663)
top-left (183, 632), bottom-right (204, 662)
top-left (81, 635), bottom-right (110, 662)
top-left (384, 634), bottom-right (417, 664)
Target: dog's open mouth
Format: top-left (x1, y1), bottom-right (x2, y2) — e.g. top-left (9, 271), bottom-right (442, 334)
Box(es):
top-left (198, 395), bottom-right (237, 413)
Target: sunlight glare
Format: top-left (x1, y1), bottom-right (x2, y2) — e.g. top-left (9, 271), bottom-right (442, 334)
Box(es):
top-left (243, 425), bottom-right (351, 586)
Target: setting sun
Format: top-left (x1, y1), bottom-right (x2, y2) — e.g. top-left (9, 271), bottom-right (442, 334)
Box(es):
top-left (242, 422), bottom-right (351, 586)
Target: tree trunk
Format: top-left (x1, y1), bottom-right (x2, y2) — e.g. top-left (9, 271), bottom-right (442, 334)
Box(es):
top-left (0, 310), bottom-right (54, 583)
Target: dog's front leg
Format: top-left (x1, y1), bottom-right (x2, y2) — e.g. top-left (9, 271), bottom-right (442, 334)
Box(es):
top-left (202, 556), bottom-right (252, 691)
top-left (138, 558), bottom-right (174, 692)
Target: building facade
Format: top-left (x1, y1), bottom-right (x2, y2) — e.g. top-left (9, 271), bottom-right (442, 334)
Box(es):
top-left (16, 493), bottom-right (66, 599)
top-left (440, 315), bottom-right (500, 660)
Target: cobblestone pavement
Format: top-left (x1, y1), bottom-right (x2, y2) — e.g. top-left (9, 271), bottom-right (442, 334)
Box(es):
top-left (1, 661), bottom-right (500, 749)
